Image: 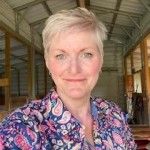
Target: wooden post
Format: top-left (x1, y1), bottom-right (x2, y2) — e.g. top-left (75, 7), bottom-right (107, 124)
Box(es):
top-left (4, 32), bottom-right (11, 110)
top-left (27, 46), bottom-right (36, 100)
top-left (124, 57), bottom-right (127, 94)
top-left (130, 53), bottom-right (134, 93)
top-left (140, 39), bottom-right (150, 97)
top-left (140, 39), bottom-right (150, 125)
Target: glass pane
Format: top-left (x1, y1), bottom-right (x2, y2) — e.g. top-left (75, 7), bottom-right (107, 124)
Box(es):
top-left (35, 52), bottom-right (45, 98)
top-left (133, 72), bottom-right (142, 93)
top-left (10, 38), bottom-right (28, 109)
top-left (126, 55), bottom-right (132, 75)
top-left (133, 46), bottom-right (142, 72)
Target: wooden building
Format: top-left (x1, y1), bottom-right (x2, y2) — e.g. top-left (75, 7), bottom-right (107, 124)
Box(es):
top-left (0, 0), bottom-right (150, 148)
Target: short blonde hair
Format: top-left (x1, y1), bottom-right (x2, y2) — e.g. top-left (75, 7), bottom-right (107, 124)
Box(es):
top-left (42, 7), bottom-right (107, 58)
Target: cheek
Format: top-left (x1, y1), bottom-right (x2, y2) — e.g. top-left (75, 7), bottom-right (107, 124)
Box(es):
top-left (88, 59), bottom-right (102, 75)
top-left (47, 60), bottom-right (64, 77)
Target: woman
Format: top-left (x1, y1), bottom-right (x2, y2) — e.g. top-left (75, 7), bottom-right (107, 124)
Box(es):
top-left (0, 7), bottom-right (136, 149)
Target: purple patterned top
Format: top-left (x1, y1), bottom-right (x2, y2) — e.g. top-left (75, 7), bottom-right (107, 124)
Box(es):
top-left (0, 89), bottom-right (136, 150)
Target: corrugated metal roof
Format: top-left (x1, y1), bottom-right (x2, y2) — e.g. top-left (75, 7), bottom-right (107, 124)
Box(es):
top-left (4, 0), bottom-right (150, 44)
top-left (1, 0), bottom-right (150, 71)
top-left (6, 0), bottom-right (34, 9)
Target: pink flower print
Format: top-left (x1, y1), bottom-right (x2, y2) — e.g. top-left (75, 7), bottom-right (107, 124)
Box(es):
top-left (47, 120), bottom-right (56, 132)
top-left (100, 102), bottom-right (108, 109)
top-left (27, 128), bottom-right (37, 142)
top-left (31, 110), bottom-right (43, 122)
top-left (22, 107), bottom-right (30, 115)
top-left (52, 98), bottom-right (63, 116)
top-left (44, 100), bottom-right (52, 118)
top-left (58, 111), bottom-right (71, 124)
top-left (113, 118), bottom-right (121, 127)
top-left (112, 132), bottom-right (123, 145)
top-left (103, 137), bottom-right (113, 149)
top-left (72, 143), bottom-right (81, 150)
top-left (39, 125), bottom-right (48, 133)
top-left (14, 134), bottom-right (31, 150)
top-left (0, 136), bottom-right (4, 150)
top-left (51, 90), bottom-right (59, 99)
top-left (113, 112), bottom-right (122, 120)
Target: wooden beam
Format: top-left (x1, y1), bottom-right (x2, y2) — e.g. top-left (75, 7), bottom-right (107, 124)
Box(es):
top-left (138, 0), bottom-right (150, 12)
top-left (27, 45), bottom-right (36, 100)
top-left (76, 0), bottom-right (85, 7)
top-left (4, 32), bottom-right (11, 110)
top-left (140, 39), bottom-right (150, 98)
top-left (41, 1), bottom-right (52, 15)
top-left (124, 57), bottom-right (128, 94)
top-left (0, 78), bottom-right (9, 87)
top-left (90, 5), bottom-right (143, 18)
top-left (85, 0), bottom-right (90, 7)
top-left (131, 52), bottom-right (134, 92)
top-left (108, 0), bottom-right (122, 40)
top-left (30, 17), bottom-right (48, 27)
top-left (0, 21), bottom-right (43, 56)
top-left (105, 21), bottom-right (134, 29)
top-left (14, 0), bottom-right (48, 11)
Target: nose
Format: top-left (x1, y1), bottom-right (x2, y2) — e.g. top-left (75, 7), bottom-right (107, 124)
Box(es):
top-left (69, 57), bottom-right (81, 74)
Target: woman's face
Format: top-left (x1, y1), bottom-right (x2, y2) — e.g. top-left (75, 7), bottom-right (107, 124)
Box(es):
top-left (45, 30), bottom-right (103, 100)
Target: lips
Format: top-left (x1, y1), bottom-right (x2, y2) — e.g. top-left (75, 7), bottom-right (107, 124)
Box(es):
top-left (64, 78), bottom-right (85, 82)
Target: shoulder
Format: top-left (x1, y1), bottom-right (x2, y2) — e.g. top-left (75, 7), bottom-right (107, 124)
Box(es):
top-left (94, 97), bottom-right (122, 112)
top-left (93, 97), bottom-right (125, 122)
top-left (0, 91), bottom-right (53, 127)
top-left (0, 92), bottom-right (53, 149)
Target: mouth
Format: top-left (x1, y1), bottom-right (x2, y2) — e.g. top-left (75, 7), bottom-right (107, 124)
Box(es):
top-left (64, 78), bottom-right (86, 82)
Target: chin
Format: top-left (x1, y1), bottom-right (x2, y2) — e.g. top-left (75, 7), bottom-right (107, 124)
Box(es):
top-left (66, 87), bottom-right (90, 99)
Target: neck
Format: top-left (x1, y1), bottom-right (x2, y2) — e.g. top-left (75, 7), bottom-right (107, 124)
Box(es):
top-left (56, 89), bottom-right (91, 121)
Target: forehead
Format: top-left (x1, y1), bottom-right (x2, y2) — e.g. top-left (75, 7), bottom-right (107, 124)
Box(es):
top-left (49, 29), bottom-right (98, 51)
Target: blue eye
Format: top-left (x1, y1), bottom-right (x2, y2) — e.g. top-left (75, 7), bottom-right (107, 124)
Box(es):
top-left (55, 54), bottom-right (66, 60)
top-left (83, 52), bottom-right (93, 58)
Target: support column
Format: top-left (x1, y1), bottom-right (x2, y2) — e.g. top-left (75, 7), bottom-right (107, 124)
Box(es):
top-left (27, 45), bottom-right (36, 100)
top-left (140, 39), bottom-right (150, 125)
top-left (4, 32), bottom-right (11, 110)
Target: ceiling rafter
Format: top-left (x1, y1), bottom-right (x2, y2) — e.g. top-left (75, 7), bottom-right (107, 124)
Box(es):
top-left (107, 32), bottom-right (126, 38)
top-left (105, 24), bottom-right (130, 40)
top-left (138, 0), bottom-right (150, 12)
top-left (76, 0), bottom-right (90, 8)
top-left (41, 1), bottom-right (52, 15)
top-left (120, 26), bottom-right (133, 40)
top-left (108, 0), bottom-right (122, 40)
top-left (90, 5), bottom-right (143, 18)
top-left (104, 21), bottom-right (134, 29)
top-left (30, 17), bottom-right (48, 26)
top-left (76, 0), bottom-right (85, 7)
top-left (127, 15), bottom-right (141, 30)
top-left (13, 0), bottom-right (49, 11)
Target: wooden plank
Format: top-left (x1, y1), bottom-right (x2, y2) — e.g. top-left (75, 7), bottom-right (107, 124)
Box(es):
top-left (4, 32), bottom-right (11, 110)
top-left (28, 46), bottom-right (36, 100)
top-left (124, 57), bottom-right (128, 94)
top-left (140, 39), bottom-right (150, 97)
top-left (140, 39), bottom-right (150, 125)
top-left (76, 0), bottom-right (85, 7)
top-left (0, 78), bottom-right (9, 86)
top-left (131, 53), bottom-right (134, 92)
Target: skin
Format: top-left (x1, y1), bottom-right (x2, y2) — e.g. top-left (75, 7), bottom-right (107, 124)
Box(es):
top-left (45, 29), bottom-right (103, 145)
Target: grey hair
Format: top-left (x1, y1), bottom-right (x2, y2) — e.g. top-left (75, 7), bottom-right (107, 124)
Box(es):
top-left (42, 7), bottom-right (107, 58)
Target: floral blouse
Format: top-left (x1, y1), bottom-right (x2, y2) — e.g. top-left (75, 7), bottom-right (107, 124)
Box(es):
top-left (0, 89), bottom-right (136, 150)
